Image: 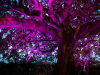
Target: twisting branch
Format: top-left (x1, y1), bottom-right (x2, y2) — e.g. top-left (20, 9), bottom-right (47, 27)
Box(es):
top-left (9, 8), bottom-right (28, 19)
top-left (34, 0), bottom-right (39, 10)
top-left (48, 0), bottom-right (56, 22)
top-left (48, 0), bottom-right (62, 29)
top-left (74, 50), bottom-right (86, 55)
top-left (73, 15), bottom-right (82, 53)
top-left (0, 14), bottom-right (61, 40)
top-left (0, 27), bottom-right (11, 36)
top-left (74, 25), bottom-right (81, 41)
top-left (26, 48), bottom-right (39, 63)
top-left (26, 52), bottom-right (34, 62)
top-left (37, 41), bottom-right (57, 54)
top-left (29, 0), bottom-right (45, 21)
top-left (43, 20), bottom-right (62, 32)
top-left (81, 20), bottom-right (100, 38)
top-left (76, 20), bottom-right (100, 40)
top-left (26, 41), bottom-right (57, 62)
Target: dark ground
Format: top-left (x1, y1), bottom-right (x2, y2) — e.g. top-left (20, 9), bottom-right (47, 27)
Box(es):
top-left (0, 62), bottom-right (56, 75)
top-left (0, 62), bottom-right (100, 75)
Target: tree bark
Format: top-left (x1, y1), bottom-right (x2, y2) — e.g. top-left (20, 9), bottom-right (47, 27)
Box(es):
top-left (56, 30), bottom-right (76, 75)
top-left (56, 45), bottom-right (76, 75)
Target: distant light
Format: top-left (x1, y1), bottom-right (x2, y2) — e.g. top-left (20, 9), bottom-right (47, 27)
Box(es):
top-left (72, 4), bottom-right (74, 7)
top-left (80, 4), bottom-right (83, 8)
top-left (7, 30), bottom-right (10, 34)
top-left (0, 54), bottom-right (3, 58)
top-left (52, 52), bottom-right (55, 56)
top-left (18, 59), bottom-right (21, 61)
top-left (81, 48), bottom-right (83, 50)
top-left (38, 0), bottom-right (41, 2)
top-left (55, 47), bottom-right (58, 50)
top-left (28, 51), bottom-right (31, 55)
top-left (8, 46), bottom-right (13, 49)
top-left (32, 43), bottom-right (35, 46)
top-left (35, 18), bottom-right (39, 21)
top-left (62, 4), bottom-right (64, 8)
top-left (46, 13), bottom-right (49, 16)
top-left (80, 54), bottom-right (82, 60)
top-left (0, 29), bottom-right (2, 32)
top-left (42, 55), bottom-right (45, 58)
top-left (0, 59), bottom-right (3, 62)
top-left (18, 49), bottom-right (22, 52)
top-left (45, 4), bottom-right (48, 6)
top-left (5, 50), bottom-right (8, 54)
top-left (6, 11), bottom-right (12, 15)
top-left (53, 58), bottom-right (58, 63)
top-left (18, 15), bottom-right (25, 18)
top-left (2, 33), bottom-right (7, 39)
top-left (96, 35), bottom-right (98, 36)
top-left (91, 44), bottom-right (94, 47)
top-left (12, 37), bottom-right (15, 40)
top-left (39, 42), bottom-right (42, 46)
top-left (74, 17), bottom-right (77, 20)
top-left (84, 38), bottom-right (87, 40)
top-left (4, 59), bottom-right (9, 64)
top-left (27, 16), bottom-right (30, 17)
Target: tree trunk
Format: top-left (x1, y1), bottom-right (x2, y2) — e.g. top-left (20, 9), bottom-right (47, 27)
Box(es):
top-left (56, 30), bottom-right (76, 75)
top-left (56, 46), bottom-right (76, 75)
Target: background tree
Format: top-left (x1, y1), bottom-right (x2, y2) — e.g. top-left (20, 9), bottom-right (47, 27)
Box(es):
top-left (0, 0), bottom-right (100, 75)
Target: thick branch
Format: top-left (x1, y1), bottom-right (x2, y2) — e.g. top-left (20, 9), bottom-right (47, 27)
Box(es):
top-left (48, 0), bottom-right (62, 29)
top-left (76, 20), bottom-right (100, 40)
top-left (0, 14), bottom-right (61, 40)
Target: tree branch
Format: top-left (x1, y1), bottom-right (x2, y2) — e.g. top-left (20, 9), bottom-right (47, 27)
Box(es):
top-left (9, 8), bottom-right (28, 18)
top-left (0, 27), bottom-right (11, 36)
top-left (0, 14), bottom-right (61, 40)
top-left (29, 0), bottom-right (44, 21)
top-left (76, 20), bottom-right (100, 40)
top-left (48, 0), bottom-right (62, 29)
top-left (74, 50), bottom-right (86, 55)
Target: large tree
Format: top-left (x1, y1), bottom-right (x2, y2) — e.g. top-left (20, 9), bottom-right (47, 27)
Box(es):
top-left (0, 0), bottom-right (100, 75)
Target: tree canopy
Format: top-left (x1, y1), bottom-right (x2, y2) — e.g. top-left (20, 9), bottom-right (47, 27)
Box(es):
top-left (0, 0), bottom-right (100, 74)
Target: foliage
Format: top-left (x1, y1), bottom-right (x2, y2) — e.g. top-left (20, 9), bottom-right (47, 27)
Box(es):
top-left (0, 0), bottom-right (100, 74)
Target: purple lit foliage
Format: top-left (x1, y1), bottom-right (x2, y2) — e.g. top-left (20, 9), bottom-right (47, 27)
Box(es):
top-left (0, 27), bottom-right (58, 63)
top-left (0, 0), bottom-right (100, 74)
top-left (74, 34), bottom-right (100, 72)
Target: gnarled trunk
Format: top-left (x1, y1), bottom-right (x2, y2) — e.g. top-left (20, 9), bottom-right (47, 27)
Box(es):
top-left (56, 45), bottom-right (76, 75)
top-left (56, 30), bottom-right (76, 75)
